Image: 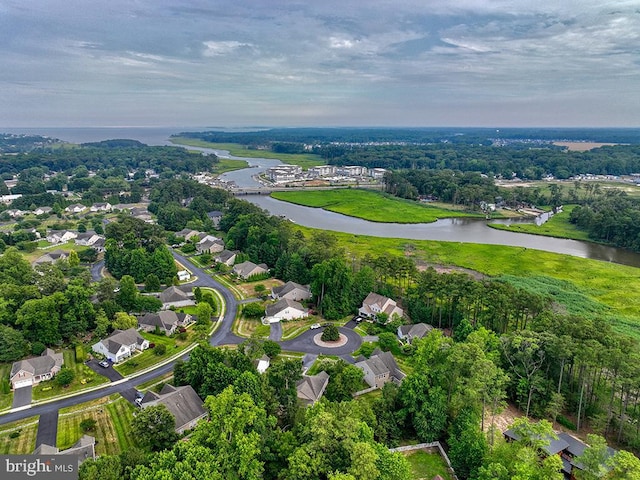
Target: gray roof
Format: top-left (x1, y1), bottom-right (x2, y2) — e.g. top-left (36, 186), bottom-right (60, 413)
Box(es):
top-left (160, 286), bottom-right (191, 303)
top-left (233, 261), bottom-right (268, 278)
top-left (215, 249), bottom-right (237, 263)
top-left (356, 350), bottom-right (404, 380)
top-left (34, 435), bottom-right (95, 463)
top-left (265, 298), bottom-right (305, 317)
top-left (399, 323), bottom-right (433, 339)
top-left (207, 210), bottom-right (223, 218)
top-left (297, 371), bottom-right (330, 404)
top-left (11, 348), bottom-right (63, 378)
top-left (33, 250), bottom-right (68, 264)
top-left (100, 328), bottom-right (146, 354)
top-left (139, 311), bottom-right (186, 330)
top-left (272, 281), bottom-right (311, 298)
top-left (141, 384), bottom-right (207, 431)
top-left (504, 429), bottom-right (570, 456)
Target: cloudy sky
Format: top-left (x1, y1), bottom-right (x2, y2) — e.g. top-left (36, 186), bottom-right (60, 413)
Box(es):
top-left (1, 0), bottom-right (639, 128)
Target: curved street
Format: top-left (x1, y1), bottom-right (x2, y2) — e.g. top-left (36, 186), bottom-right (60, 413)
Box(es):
top-left (0, 251), bottom-right (363, 427)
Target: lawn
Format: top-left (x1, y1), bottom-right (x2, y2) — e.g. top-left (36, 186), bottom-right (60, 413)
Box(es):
top-left (295, 225), bottom-right (640, 339)
top-left (280, 316), bottom-right (325, 340)
top-left (236, 317), bottom-right (270, 338)
top-left (57, 395), bottom-right (138, 455)
top-left (405, 450), bottom-right (455, 480)
top-left (32, 350), bottom-right (109, 401)
top-left (488, 205), bottom-right (593, 242)
top-left (271, 189), bottom-right (484, 224)
top-left (170, 138), bottom-right (325, 169)
top-left (0, 364), bottom-right (13, 411)
top-left (0, 416), bottom-right (39, 454)
top-left (114, 331), bottom-right (193, 376)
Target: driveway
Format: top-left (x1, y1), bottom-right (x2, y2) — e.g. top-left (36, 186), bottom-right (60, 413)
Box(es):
top-left (11, 386), bottom-right (32, 409)
top-left (86, 360), bottom-right (123, 382)
top-left (269, 322), bottom-right (282, 341)
top-left (120, 387), bottom-right (141, 406)
top-left (90, 260), bottom-right (105, 282)
top-left (35, 411), bottom-right (58, 448)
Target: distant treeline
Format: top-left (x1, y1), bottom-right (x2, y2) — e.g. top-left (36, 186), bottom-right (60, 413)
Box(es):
top-left (0, 143), bottom-right (218, 176)
top-left (177, 127), bottom-right (640, 146)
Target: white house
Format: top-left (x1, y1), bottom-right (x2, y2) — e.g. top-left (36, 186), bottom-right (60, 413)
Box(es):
top-left (74, 232), bottom-right (103, 247)
top-left (92, 328), bottom-right (149, 363)
top-left (359, 292), bottom-right (404, 322)
top-left (355, 349), bottom-right (405, 389)
top-left (264, 298), bottom-right (308, 323)
top-left (196, 235), bottom-right (224, 254)
top-left (65, 204), bottom-right (87, 214)
top-left (34, 206), bottom-right (53, 215)
top-left (46, 230), bottom-right (77, 244)
top-left (256, 354), bottom-right (270, 374)
top-left (5, 209), bottom-right (25, 218)
top-left (90, 202), bottom-right (112, 212)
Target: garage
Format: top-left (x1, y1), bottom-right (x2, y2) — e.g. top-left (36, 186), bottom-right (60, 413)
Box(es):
top-left (13, 378), bottom-right (33, 389)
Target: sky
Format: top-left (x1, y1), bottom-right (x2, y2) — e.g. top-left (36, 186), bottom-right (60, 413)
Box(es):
top-left (1, 0), bottom-right (639, 128)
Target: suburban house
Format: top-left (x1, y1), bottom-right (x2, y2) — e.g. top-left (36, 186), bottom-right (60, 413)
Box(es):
top-left (140, 384), bottom-right (208, 434)
top-left (397, 323), bottom-right (433, 343)
top-left (92, 328), bottom-right (149, 363)
top-left (32, 249), bottom-right (68, 266)
top-left (130, 207), bottom-right (153, 223)
top-left (74, 231), bottom-right (103, 248)
top-left (5, 209), bottom-right (25, 218)
top-left (504, 428), bottom-right (617, 479)
top-left (46, 229), bottom-right (78, 244)
top-left (10, 348), bottom-right (64, 389)
top-left (256, 354), bottom-right (270, 374)
top-left (34, 435), bottom-right (96, 465)
top-left (214, 249), bottom-right (237, 266)
top-left (34, 206), bottom-right (53, 215)
top-left (159, 286), bottom-right (195, 309)
top-left (177, 270), bottom-right (191, 282)
top-left (271, 281), bottom-right (312, 302)
top-left (90, 202), bottom-right (112, 212)
top-left (359, 292), bottom-right (404, 322)
top-left (65, 203), bottom-right (87, 214)
top-left (138, 311), bottom-right (192, 335)
top-left (233, 261), bottom-right (269, 280)
top-left (196, 235), bottom-right (224, 254)
top-left (355, 349), bottom-right (405, 389)
top-left (264, 298), bottom-right (308, 323)
top-left (296, 371), bottom-right (330, 406)
top-left (175, 228), bottom-right (202, 242)
top-left (207, 210), bottom-right (223, 228)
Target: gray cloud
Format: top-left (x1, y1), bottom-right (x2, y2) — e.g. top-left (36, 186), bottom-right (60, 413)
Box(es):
top-left (0, 0), bottom-right (638, 127)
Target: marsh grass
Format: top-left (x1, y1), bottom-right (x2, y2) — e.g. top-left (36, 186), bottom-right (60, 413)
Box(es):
top-left (272, 189), bottom-right (483, 223)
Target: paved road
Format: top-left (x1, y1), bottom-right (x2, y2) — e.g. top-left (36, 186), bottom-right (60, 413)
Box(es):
top-left (90, 260), bottom-right (105, 283)
top-left (1, 251), bottom-right (363, 429)
top-left (35, 411), bottom-right (58, 447)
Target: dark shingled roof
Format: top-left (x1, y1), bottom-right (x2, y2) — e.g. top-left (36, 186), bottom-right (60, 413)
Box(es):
top-left (141, 384), bottom-right (207, 431)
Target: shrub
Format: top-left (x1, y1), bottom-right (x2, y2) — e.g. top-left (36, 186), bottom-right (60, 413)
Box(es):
top-left (263, 340), bottom-right (281, 358)
top-left (9, 431), bottom-right (20, 439)
top-left (321, 324), bottom-right (340, 342)
top-left (80, 418), bottom-right (97, 432)
top-left (31, 342), bottom-right (46, 356)
top-left (154, 344), bottom-right (167, 356)
top-left (243, 302), bottom-right (265, 319)
top-left (557, 415), bottom-right (577, 431)
top-left (75, 345), bottom-right (86, 362)
top-left (56, 368), bottom-right (75, 387)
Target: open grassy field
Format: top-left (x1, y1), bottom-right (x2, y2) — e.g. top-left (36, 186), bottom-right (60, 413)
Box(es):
top-left (170, 138), bottom-right (325, 169)
top-left (271, 189), bottom-right (483, 224)
top-left (405, 450), bottom-right (455, 480)
top-left (212, 158), bottom-right (249, 173)
top-left (57, 395), bottom-right (138, 455)
top-left (0, 416), bottom-right (39, 454)
top-left (32, 350), bottom-right (109, 401)
top-left (489, 205), bottom-right (593, 242)
top-left (295, 226), bottom-right (640, 339)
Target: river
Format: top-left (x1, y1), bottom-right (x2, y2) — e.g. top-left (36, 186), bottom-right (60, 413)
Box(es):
top-left (5, 127), bottom-right (639, 267)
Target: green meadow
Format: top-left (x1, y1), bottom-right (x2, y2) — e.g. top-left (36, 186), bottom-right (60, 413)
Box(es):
top-left (170, 138), bottom-right (324, 169)
top-left (271, 189), bottom-right (483, 223)
top-left (295, 226), bottom-right (640, 339)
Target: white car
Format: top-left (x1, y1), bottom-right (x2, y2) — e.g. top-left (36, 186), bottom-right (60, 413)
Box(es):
top-left (310, 323), bottom-right (321, 330)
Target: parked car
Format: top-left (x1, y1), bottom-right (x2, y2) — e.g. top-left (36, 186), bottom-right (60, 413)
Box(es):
top-left (310, 323), bottom-right (321, 330)
top-left (98, 360), bottom-right (110, 368)
top-left (135, 391), bottom-right (144, 400)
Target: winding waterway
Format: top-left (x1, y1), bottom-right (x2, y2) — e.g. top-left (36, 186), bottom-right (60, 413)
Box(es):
top-left (6, 127), bottom-right (639, 267)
